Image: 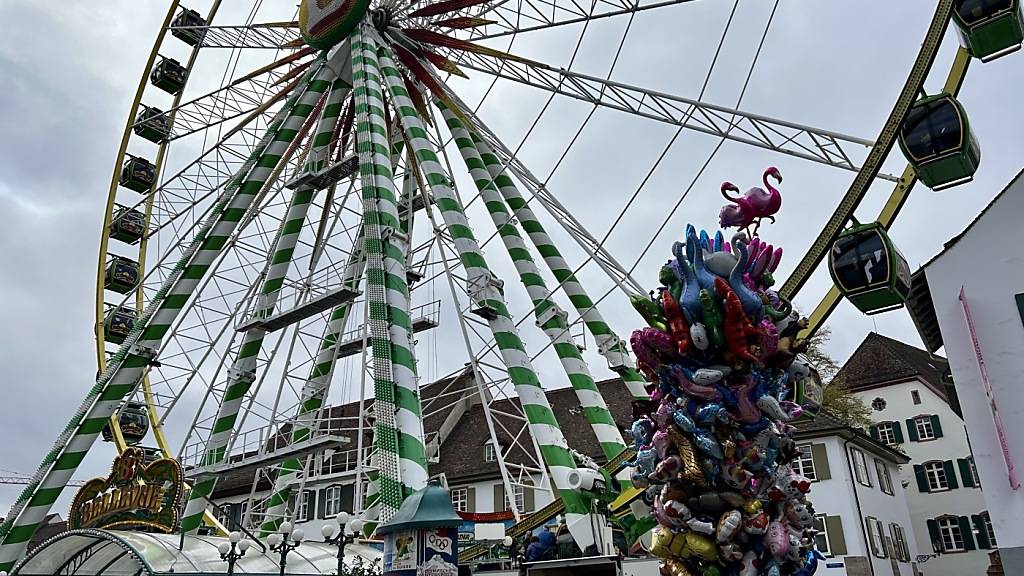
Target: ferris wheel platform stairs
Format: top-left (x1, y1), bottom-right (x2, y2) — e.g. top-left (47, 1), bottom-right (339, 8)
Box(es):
top-left (458, 447), bottom-right (636, 563)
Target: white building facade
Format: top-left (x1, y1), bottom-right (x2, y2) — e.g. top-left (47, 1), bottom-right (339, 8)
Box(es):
top-left (794, 412), bottom-right (918, 576)
top-left (838, 333), bottom-right (993, 576)
top-left (908, 168), bottom-right (1024, 574)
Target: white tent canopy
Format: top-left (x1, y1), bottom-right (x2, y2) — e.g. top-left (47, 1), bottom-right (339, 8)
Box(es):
top-left (13, 529), bottom-right (382, 576)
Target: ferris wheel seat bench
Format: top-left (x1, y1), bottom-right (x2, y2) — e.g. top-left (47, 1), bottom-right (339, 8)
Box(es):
top-left (953, 0), bottom-right (1024, 61)
top-left (170, 8), bottom-right (207, 46)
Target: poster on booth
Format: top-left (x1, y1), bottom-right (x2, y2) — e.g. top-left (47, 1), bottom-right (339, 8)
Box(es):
top-left (422, 528), bottom-right (458, 576)
top-left (384, 530), bottom-right (418, 573)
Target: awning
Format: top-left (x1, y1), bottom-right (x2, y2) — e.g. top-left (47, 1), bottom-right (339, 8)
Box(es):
top-left (13, 529), bottom-right (382, 576)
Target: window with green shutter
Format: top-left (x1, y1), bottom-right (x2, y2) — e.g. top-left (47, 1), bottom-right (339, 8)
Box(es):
top-left (959, 458), bottom-right (978, 488)
top-left (825, 515), bottom-right (847, 555)
top-left (906, 418), bottom-right (919, 441)
top-left (943, 460), bottom-right (959, 489)
top-left (914, 464), bottom-right (930, 492)
top-left (810, 443), bottom-right (831, 481)
top-left (958, 516), bottom-right (976, 551)
top-left (931, 414), bottom-right (944, 438)
top-left (972, 514), bottom-right (991, 549)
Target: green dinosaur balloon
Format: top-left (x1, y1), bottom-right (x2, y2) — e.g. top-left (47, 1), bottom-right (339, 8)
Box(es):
top-left (630, 294), bottom-right (668, 331)
top-left (698, 288), bottom-right (725, 349)
top-left (659, 264), bottom-right (682, 301)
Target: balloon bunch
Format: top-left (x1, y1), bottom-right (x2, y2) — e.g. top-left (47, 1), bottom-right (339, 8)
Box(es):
top-left (627, 171), bottom-right (825, 576)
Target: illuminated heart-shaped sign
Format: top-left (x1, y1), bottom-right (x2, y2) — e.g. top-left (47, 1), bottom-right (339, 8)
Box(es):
top-left (299, 0), bottom-right (372, 49)
top-left (69, 447), bottom-right (183, 533)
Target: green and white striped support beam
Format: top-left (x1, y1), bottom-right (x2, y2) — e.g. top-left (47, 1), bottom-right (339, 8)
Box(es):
top-left (352, 24), bottom-right (428, 528)
top-left (374, 39), bottom-right (601, 551)
top-left (0, 57), bottom-right (330, 570)
top-left (469, 133), bottom-right (648, 401)
top-left (442, 107), bottom-right (626, 460)
top-left (180, 63), bottom-right (339, 534)
top-left (258, 81), bottom-right (360, 535)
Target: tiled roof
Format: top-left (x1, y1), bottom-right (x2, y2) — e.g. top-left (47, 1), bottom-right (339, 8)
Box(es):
top-left (833, 333), bottom-right (950, 395)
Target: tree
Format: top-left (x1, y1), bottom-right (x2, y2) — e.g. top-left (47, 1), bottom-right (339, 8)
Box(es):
top-left (804, 325), bottom-right (872, 429)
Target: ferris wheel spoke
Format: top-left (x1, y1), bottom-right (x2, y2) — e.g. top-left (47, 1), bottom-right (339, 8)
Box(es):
top-left (457, 51), bottom-right (899, 181)
top-left (169, 22), bottom-right (303, 49)
top-left (431, 0), bottom-right (697, 41)
top-left (143, 54), bottom-right (312, 143)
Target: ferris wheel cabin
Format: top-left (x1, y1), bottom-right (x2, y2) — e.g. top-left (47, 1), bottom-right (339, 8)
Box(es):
top-left (104, 256), bottom-right (140, 294)
top-left (133, 106), bottom-right (172, 143)
top-left (119, 156), bottom-right (155, 193)
top-left (100, 401), bottom-right (150, 446)
top-left (170, 8), bottom-right (207, 46)
top-left (102, 306), bottom-right (137, 344)
top-left (828, 222), bottom-right (912, 315)
top-left (109, 206), bottom-right (146, 244)
top-left (150, 57), bottom-right (187, 95)
top-left (953, 0), bottom-right (1024, 61)
top-left (898, 93), bottom-right (980, 191)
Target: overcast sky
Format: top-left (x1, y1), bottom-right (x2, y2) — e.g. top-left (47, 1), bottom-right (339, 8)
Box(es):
top-left (1, 1), bottom-right (1022, 515)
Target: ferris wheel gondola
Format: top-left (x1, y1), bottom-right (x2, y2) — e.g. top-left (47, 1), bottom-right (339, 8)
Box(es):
top-left (828, 222), bottom-right (912, 315)
top-left (953, 0), bottom-right (1024, 61)
top-left (898, 93), bottom-right (981, 190)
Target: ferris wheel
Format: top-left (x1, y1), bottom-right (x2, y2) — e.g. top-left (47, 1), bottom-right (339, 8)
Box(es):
top-left (1, 0), bottom-right (1021, 570)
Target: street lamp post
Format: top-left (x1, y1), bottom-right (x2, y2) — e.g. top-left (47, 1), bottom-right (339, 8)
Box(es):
top-left (267, 521), bottom-right (304, 576)
top-left (322, 511), bottom-right (365, 576)
top-left (218, 531), bottom-right (251, 576)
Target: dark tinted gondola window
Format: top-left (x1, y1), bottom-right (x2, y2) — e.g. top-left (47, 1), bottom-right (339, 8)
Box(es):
top-left (832, 230), bottom-right (889, 290)
top-left (902, 100), bottom-right (963, 160)
top-left (956, 0), bottom-right (1013, 26)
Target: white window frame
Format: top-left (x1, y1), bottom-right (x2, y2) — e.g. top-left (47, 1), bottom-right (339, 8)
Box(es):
top-left (512, 484), bottom-right (526, 513)
top-left (852, 447), bottom-right (872, 487)
top-left (875, 458), bottom-right (894, 495)
top-left (889, 523), bottom-right (909, 562)
top-left (924, 461), bottom-right (949, 492)
top-left (294, 490), bottom-right (314, 522)
top-left (812, 514), bottom-right (831, 556)
top-left (451, 487), bottom-right (468, 512)
top-left (324, 485), bottom-right (343, 517)
top-left (866, 516), bottom-right (887, 558)
top-left (982, 512), bottom-right (997, 546)
top-left (915, 415), bottom-right (936, 440)
top-left (876, 422), bottom-right (897, 445)
top-left (792, 445), bottom-right (817, 481)
top-left (484, 443), bottom-right (496, 462)
top-left (938, 516), bottom-right (965, 552)
top-left (968, 457), bottom-right (981, 487)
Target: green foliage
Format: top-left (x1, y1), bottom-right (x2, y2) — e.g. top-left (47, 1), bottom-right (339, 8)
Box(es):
top-left (805, 325), bottom-right (872, 429)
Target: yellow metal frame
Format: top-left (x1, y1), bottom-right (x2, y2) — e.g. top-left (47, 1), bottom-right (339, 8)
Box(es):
top-left (95, 0), bottom-right (228, 535)
top-left (799, 47), bottom-right (972, 340)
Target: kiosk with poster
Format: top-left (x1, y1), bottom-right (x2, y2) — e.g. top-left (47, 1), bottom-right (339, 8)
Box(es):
top-left (378, 480), bottom-right (462, 576)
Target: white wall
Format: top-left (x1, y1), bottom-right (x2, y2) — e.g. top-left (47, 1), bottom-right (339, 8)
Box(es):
top-left (853, 379), bottom-right (989, 576)
top-left (799, 435), bottom-right (918, 576)
top-left (925, 174), bottom-right (1024, 572)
